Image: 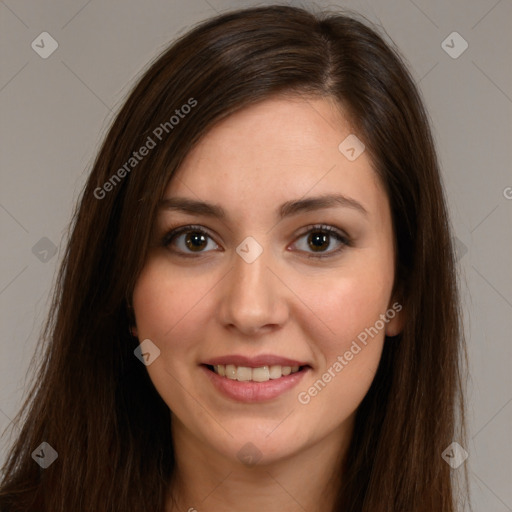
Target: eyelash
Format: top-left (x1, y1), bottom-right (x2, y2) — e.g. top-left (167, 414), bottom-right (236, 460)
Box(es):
top-left (161, 223), bottom-right (351, 259)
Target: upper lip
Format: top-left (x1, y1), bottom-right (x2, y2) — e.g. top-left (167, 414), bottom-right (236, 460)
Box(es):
top-left (202, 354), bottom-right (311, 368)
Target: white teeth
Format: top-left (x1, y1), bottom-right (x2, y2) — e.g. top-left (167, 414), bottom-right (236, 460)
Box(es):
top-left (269, 365), bottom-right (282, 379)
top-left (211, 364), bottom-right (302, 381)
top-left (236, 366), bottom-right (252, 381)
top-left (252, 366), bottom-right (270, 382)
top-left (225, 364), bottom-right (237, 380)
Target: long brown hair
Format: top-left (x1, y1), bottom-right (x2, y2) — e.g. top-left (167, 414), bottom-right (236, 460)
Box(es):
top-left (0, 5), bottom-right (469, 511)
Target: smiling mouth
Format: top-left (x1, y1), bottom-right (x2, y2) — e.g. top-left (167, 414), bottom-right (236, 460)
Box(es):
top-left (205, 364), bottom-right (309, 382)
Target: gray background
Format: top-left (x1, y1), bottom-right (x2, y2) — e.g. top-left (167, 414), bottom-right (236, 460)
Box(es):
top-left (1, 0), bottom-right (511, 509)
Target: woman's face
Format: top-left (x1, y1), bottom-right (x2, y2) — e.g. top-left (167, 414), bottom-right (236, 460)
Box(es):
top-left (132, 96), bottom-right (402, 467)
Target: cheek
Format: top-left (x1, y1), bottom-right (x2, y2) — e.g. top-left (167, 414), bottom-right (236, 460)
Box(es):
top-left (294, 275), bottom-right (388, 425)
top-left (131, 258), bottom-right (207, 395)
top-left (132, 256), bottom-right (211, 341)
top-left (294, 261), bottom-right (394, 349)
top-left (291, 255), bottom-right (393, 410)
top-left (131, 258), bottom-right (211, 406)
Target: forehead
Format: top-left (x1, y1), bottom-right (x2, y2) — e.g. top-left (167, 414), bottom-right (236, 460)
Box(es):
top-left (164, 96), bottom-right (386, 221)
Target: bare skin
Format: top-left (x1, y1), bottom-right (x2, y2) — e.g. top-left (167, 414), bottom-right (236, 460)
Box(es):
top-left (132, 95), bottom-right (403, 511)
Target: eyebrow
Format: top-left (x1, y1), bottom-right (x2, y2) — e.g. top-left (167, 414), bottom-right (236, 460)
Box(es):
top-left (158, 193), bottom-right (368, 220)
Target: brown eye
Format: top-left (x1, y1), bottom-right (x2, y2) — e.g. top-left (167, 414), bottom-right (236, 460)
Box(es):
top-left (307, 231), bottom-right (330, 252)
top-left (162, 225), bottom-right (220, 255)
top-left (184, 231), bottom-right (208, 252)
top-left (292, 224), bottom-right (350, 259)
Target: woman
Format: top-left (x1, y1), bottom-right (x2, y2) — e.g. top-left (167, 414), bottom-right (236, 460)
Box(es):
top-left (0, 5), bottom-right (469, 511)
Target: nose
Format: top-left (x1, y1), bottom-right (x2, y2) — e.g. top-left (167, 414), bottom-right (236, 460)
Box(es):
top-left (217, 243), bottom-right (289, 337)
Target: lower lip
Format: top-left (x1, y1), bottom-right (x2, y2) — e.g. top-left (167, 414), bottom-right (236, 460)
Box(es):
top-left (201, 365), bottom-right (310, 403)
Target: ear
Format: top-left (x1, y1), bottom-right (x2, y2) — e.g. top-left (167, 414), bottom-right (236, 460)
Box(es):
top-left (385, 300), bottom-right (404, 337)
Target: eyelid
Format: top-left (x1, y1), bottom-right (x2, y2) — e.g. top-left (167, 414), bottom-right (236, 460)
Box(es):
top-left (294, 223), bottom-right (349, 241)
top-left (161, 224), bottom-right (215, 244)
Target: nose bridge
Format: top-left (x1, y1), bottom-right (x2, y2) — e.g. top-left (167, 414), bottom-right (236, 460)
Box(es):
top-left (232, 235), bottom-right (272, 306)
top-left (219, 235), bottom-right (286, 333)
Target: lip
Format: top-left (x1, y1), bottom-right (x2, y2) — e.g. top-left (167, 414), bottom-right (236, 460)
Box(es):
top-left (202, 354), bottom-right (310, 368)
top-left (201, 364), bottom-right (310, 403)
